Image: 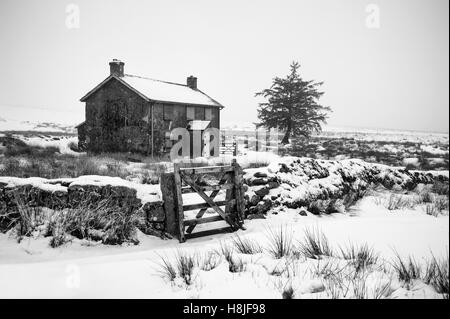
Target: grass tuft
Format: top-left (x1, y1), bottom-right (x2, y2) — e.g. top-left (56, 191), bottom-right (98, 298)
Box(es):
top-left (232, 235), bottom-right (263, 254)
top-left (297, 227), bottom-right (333, 259)
top-left (339, 243), bottom-right (379, 272)
top-left (265, 226), bottom-right (293, 259)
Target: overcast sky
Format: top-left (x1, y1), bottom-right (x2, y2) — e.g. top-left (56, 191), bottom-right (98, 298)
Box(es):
top-left (0, 0), bottom-right (448, 132)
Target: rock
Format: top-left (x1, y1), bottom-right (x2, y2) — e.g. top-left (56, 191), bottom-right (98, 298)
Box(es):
top-left (298, 209), bottom-right (307, 216)
top-left (142, 202), bottom-right (165, 222)
top-left (267, 181), bottom-right (280, 189)
top-left (255, 198), bottom-right (272, 214)
top-left (251, 178), bottom-right (268, 186)
top-left (247, 213), bottom-right (266, 220)
top-left (254, 187), bottom-right (270, 197)
top-left (254, 172), bottom-right (268, 178)
top-left (250, 194), bottom-right (261, 206)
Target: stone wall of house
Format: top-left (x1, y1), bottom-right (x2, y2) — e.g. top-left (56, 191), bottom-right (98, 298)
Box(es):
top-left (81, 77), bottom-right (221, 156)
top-left (83, 78), bottom-right (157, 154)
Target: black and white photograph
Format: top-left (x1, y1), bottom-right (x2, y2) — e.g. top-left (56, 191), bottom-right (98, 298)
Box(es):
top-left (0, 0), bottom-right (448, 302)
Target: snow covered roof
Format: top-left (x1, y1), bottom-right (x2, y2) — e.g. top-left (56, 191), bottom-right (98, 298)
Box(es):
top-left (80, 74), bottom-right (224, 108)
top-left (187, 120), bottom-right (211, 130)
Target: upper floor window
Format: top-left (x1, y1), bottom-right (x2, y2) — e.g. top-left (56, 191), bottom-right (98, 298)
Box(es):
top-left (205, 108), bottom-right (212, 121)
top-left (187, 106), bottom-right (195, 120)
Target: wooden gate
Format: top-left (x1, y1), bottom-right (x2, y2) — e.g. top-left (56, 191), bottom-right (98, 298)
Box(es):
top-left (161, 159), bottom-right (245, 242)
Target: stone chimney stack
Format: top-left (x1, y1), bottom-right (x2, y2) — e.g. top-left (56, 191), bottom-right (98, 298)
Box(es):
top-left (187, 76), bottom-right (197, 89)
top-left (109, 59), bottom-right (124, 77)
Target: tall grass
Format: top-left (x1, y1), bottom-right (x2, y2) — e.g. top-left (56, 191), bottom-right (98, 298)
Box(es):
top-left (265, 226), bottom-right (293, 259)
top-left (339, 243), bottom-right (379, 272)
top-left (219, 243), bottom-right (246, 272)
top-left (156, 251), bottom-right (198, 285)
top-left (232, 235), bottom-right (263, 254)
top-left (297, 227), bottom-right (333, 259)
top-left (391, 252), bottom-right (422, 284)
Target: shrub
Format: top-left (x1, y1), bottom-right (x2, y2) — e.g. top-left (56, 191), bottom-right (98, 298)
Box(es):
top-left (432, 181), bottom-right (449, 197)
top-left (297, 227), bottom-right (333, 259)
top-left (265, 226), bottom-right (293, 259)
top-left (308, 200), bottom-right (328, 215)
top-left (433, 197), bottom-right (449, 212)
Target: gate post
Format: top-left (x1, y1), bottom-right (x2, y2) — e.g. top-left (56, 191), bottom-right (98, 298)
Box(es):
top-left (160, 172), bottom-right (178, 238)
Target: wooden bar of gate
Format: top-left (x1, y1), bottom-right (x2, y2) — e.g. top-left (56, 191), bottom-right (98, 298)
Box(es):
top-left (161, 159), bottom-right (245, 243)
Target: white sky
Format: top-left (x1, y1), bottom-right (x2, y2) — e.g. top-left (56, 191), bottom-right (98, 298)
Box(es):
top-left (0, 0), bottom-right (448, 132)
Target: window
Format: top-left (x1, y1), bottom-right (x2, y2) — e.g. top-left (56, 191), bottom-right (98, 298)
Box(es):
top-left (187, 106), bottom-right (195, 120)
top-left (205, 108), bottom-right (212, 121)
top-left (163, 105), bottom-right (173, 120)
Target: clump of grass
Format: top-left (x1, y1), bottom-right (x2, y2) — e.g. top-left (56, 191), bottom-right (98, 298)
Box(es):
top-left (433, 197), bottom-right (449, 212)
top-left (424, 252), bottom-right (449, 298)
top-left (342, 187), bottom-right (369, 211)
top-left (307, 200), bottom-right (328, 215)
top-left (432, 181), bottom-right (449, 197)
top-left (3, 192), bottom-right (47, 238)
top-left (156, 251), bottom-right (198, 286)
top-left (419, 190), bottom-right (434, 203)
top-left (297, 227), bottom-right (333, 259)
top-left (281, 285), bottom-right (295, 299)
top-left (265, 226), bottom-right (293, 259)
top-left (232, 235), bottom-right (262, 254)
top-left (199, 251), bottom-right (222, 271)
top-left (156, 254), bottom-right (178, 282)
top-left (339, 243), bottom-right (379, 273)
top-left (391, 252), bottom-right (422, 284)
top-left (219, 243), bottom-right (246, 272)
top-left (425, 204), bottom-right (439, 217)
top-left (385, 194), bottom-right (412, 210)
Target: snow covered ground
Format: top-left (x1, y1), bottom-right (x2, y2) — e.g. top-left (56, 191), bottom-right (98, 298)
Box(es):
top-left (0, 192), bottom-right (447, 299)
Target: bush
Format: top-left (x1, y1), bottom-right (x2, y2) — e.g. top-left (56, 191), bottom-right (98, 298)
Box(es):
top-left (432, 181), bottom-right (449, 197)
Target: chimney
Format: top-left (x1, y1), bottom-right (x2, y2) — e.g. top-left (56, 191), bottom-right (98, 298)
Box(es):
top-left (187, 76), bottom-right (197, 89)
top-left (109, 59), bottom-right (124, 77)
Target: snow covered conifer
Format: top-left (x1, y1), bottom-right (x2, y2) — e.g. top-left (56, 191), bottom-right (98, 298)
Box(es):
top-left (255, 61), bottom-right (331, 144)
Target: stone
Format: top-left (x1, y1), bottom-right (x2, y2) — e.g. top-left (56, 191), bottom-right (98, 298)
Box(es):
top-left (250, 178), bottom-right (268, 186)
top-left (254, 172), bottom-right (268, 178)
top-left (247, 213), bottom-right (266, 220)
top-left (298, 209), bottom-right (308, 216)
top-left (254, 187), bottom-right (270, 197)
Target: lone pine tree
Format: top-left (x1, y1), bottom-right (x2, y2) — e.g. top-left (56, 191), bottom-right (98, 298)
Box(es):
top-left (256, 61), bottom-right (331, 144)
